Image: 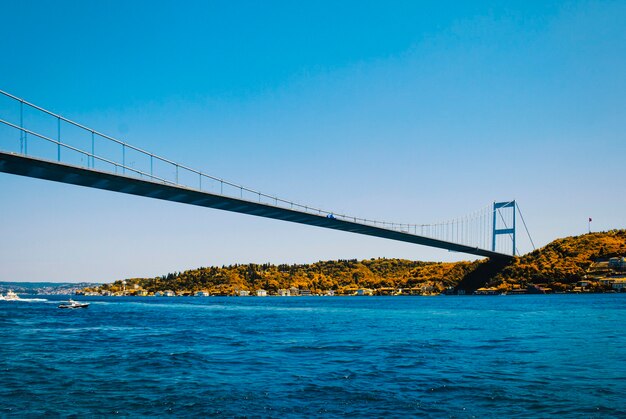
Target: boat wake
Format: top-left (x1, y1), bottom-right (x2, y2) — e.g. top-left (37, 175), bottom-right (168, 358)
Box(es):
top-left (0, 290), bottom-right (47, 303)
top-left (4, 298), bottom-right (49, 303)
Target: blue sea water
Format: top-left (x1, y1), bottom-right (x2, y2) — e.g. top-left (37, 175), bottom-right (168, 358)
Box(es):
top-left (1, 294), bottom-right (625, 418)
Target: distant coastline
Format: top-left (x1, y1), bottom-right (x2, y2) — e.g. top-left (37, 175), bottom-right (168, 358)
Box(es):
top-left (80, 230), bottom-right (626, 297)
top-left (0, 282), bottom-right (100, 296)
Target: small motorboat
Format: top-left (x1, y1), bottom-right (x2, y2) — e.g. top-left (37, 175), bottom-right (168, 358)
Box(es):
top-left (58, 299), bottom-right (90, 309)
top-left (3, 290), bottom-right (20, 301)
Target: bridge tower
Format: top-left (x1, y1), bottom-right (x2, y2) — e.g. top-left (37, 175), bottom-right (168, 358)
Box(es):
top-left (492, 201), bottom-right (516, 256)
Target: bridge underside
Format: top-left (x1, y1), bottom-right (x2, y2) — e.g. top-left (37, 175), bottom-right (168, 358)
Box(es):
top-left (0, 152), bottom-right (512, 260)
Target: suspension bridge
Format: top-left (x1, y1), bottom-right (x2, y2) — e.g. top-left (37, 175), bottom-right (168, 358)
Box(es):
top-left (0, 90), bottom-right (533, 260)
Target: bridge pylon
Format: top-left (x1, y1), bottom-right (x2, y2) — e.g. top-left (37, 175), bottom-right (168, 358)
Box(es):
top-left (492, 201), bottom-right (516, 256)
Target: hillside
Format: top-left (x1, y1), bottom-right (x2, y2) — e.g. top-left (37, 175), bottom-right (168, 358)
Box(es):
top-left (489, 229), bottom-right (626, 291)
top-left (86, 230), bottom-right (626, 295)
top-left (90, 258), bottom-right (483, 296)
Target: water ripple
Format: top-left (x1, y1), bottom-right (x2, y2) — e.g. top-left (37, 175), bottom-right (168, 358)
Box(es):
top-left (1, 294), bottom-right (625, 417)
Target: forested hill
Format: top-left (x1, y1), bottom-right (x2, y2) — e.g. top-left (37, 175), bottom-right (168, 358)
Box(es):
top-left (94, 259), bottom-right (482, 295)
top-left (489, 229), bottom-right (626, 290)
top-left (88, 230), bottom-right (626, 295)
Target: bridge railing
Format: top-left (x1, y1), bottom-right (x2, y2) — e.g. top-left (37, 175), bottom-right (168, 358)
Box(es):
top-left (0, 89), bottom-right (507, 253)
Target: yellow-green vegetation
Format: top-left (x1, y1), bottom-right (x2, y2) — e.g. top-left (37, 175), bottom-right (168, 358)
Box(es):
top-left (489, 229), bottom-right (626, 291)
top-left (85, 230), bottom-right (626, 295)
top-left (92, 258), bottom-right (482, 296)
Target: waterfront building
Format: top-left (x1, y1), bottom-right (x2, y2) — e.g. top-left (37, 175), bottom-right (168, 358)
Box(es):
top-left (508, 288), bottom-right (528, 294)
top-left (527, 285), bottom-right (552, 294)
top-left (611, 278), bottom-right (626, 291)
top-left (163, 290), bottom-right (175, 297)
top-left (239, 290), bottom-right (250, 296)
top-left (256, 289), bottom-right (267, 297)
top-left (475, 287), bottom-right (500, 295)
top-left (277, 289), bottom-right (290, 296)
top-left (289, 287), bottom-right (300, 296)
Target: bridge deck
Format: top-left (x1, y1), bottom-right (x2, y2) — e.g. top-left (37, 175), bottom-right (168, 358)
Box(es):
top-left (0, 151), bottom-right (512, 260)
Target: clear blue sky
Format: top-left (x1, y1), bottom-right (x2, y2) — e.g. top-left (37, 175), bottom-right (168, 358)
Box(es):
top-left (1, 1), bottom-right (625, 282)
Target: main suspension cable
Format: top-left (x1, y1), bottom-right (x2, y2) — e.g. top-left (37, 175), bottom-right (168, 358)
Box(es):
top-left (515, 202), bottom-right (536, 251)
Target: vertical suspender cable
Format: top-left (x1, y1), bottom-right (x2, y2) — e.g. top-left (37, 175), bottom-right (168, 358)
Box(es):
top-left (19, 100), bottom-right (23, 153)
top-left (57, 117), bottom-right (61, 161)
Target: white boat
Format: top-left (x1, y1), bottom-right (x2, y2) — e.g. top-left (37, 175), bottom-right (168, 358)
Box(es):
top-left (58, 299), bottom-right (89, 309)
top-left (3, 290), bottom-right (20, 301)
